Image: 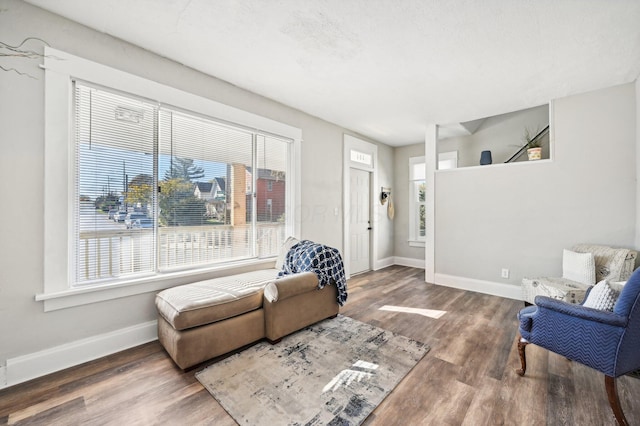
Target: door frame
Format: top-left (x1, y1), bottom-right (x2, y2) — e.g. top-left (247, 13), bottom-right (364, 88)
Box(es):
top-left (343, 134), bottom-right (378, 279)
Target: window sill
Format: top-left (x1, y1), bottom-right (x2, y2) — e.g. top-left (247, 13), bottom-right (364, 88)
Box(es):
top-left (35, 258), bottom-right (276, 312)
top-left (408, 240), bottom-right (425, 248)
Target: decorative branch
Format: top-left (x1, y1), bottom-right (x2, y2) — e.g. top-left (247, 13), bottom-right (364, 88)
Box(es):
top-left (0, 37), bottom-right (50, 79)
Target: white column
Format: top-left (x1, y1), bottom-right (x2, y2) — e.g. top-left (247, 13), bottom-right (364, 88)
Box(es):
top-left (425, 124), bottom-right (438, 283)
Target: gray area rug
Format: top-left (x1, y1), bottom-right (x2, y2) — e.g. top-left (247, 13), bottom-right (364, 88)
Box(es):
top-left (196, 315), bottom-right (429, 425)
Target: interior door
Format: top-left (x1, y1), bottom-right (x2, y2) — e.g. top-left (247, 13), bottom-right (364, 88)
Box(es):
top-left (349, 168), bottom-right (371, 275)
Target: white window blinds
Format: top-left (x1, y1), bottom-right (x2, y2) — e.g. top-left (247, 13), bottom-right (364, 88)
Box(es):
top-left (256, 134), bottom-right (289, 257)
top-left (73, 82), bottom-right (291, 286)
top-left (75, 83), bottom-right (157, 284)
top-left (158, 108), bottom-right (254, 269)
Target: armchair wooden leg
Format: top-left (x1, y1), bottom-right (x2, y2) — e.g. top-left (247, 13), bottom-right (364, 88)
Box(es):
top-left (516, 337), bottom-right (528, 376)
top-left (605, 375), bottom-right (629, 426)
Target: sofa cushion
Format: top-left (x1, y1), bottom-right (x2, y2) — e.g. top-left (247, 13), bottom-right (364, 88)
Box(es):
top-left (156, 269), bottom-right (278, 331)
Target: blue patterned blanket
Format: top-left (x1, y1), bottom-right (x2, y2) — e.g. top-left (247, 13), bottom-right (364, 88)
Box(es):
top-left (278, 240), bottom-right (348, 306)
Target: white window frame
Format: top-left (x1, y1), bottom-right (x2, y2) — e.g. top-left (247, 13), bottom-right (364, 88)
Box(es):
top-left (38, 48), bottom-right (301, 311)
top-left (409, 156), bottom-right (426, 247)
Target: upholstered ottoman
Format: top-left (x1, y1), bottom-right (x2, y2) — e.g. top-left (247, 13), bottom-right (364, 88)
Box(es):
top-left (155, 269), bottom-right (277, 369)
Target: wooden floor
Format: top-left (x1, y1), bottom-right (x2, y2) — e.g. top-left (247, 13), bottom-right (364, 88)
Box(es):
top-left (1, 265), bottom-right (638, 425)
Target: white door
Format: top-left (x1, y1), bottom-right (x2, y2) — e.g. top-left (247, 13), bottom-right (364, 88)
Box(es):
top-left (349, 168), bottom-right (371, 274)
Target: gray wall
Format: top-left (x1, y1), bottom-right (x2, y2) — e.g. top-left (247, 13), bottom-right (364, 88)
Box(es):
top-left (439, 104), bottom-right (550, 167)
top-left (0, 0), bottom-right (391, 367)
top-left (435, 83), bottom-right (637, 286)
top-left (393, 143), bottom-right (426, 260)
top-left (375, 143), bottom-right (396, 260)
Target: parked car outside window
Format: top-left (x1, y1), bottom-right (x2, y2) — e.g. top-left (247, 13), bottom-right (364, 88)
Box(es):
top-left (131, 218), bottom-right (153, 229)
top-left (114, 211), bottom-right (128, 222)
top-left (125, 213), bottom-right (148, 229)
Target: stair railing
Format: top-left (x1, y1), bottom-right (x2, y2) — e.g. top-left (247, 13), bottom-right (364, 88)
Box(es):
top-left (504, 125), bottom-right (550, 163)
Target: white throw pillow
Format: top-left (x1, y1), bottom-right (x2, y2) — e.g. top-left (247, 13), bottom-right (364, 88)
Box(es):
top-left (609, 281), bottom-right (627, 293)
top-left (583, 280), bottom-right (619, 311)
top-left (275, 236), bottom-right (300, 270)
top-left (562, 249), bottom-right (596, 285)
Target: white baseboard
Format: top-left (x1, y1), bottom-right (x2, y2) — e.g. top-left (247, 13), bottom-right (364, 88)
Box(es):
top-left (374, 256), bottom-right (395, 270)
top-left (373, 256), bottom-right (425, 271)
top-left (434, 273), bottom-right (522, 301)
top-left (0, 364), bottom-right (6, 388)
top-left (393, 256), bottom-right (426, 269)
top-left (2, 320), bottom-right (158, 390)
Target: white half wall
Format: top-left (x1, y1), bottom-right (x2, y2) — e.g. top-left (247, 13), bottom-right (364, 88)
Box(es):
top-left (435, 83), bottom-right (637, 294)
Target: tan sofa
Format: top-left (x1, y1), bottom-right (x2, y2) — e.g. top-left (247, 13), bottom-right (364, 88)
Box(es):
top-left (155, 268), bottom-right (339, 369)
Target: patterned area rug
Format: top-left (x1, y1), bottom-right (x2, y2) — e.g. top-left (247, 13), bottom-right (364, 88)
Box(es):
top-left (196, 315), bottom-right (429, 425)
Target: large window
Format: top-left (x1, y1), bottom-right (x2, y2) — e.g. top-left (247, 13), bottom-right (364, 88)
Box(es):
top-left (409, 156), bottom-right (426, 246)
top-left (74, 83), bottom-right (291, 286)
top-left (41, 48), bottom-right (300, 310)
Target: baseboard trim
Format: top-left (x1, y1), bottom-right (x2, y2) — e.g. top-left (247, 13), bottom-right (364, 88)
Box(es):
top-left (434, 273), bottom-right (522, 301)
top-left (373, 256), bottom-right (395, 270)
top-left (2, 320), bottom-right (158, 390)
top-left (0, 364), bottom-right (6, 389)
top-left (393, 256), bottom-right (426, 269)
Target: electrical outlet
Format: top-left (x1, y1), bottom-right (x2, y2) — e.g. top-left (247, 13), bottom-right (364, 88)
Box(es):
top-left (501, 268), bottom-right (509, 279)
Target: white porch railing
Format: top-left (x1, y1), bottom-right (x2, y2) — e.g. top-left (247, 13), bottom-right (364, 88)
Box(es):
top-left (77, 223), bottom-right (286, 283)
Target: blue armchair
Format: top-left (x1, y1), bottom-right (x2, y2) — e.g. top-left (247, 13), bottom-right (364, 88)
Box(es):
top-left (516, 268), bottom-right (640, 425)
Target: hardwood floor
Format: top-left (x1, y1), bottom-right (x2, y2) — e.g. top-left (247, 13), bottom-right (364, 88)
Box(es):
top-left (1, 265), bottom-right (638, 425)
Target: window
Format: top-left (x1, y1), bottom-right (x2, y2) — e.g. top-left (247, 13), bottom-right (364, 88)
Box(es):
top-left (75, 84), bottom-right (157, 283)
top-left (409, 156), bottom-right (426, 246)
top-left (40, 48), bottom-right (301, 310)
top-left (74, 83), bottom-right (291, 285)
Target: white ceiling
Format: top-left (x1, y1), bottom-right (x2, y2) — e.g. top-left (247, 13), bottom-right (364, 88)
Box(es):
top-left (25, 0), bottom-right (640, 146)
